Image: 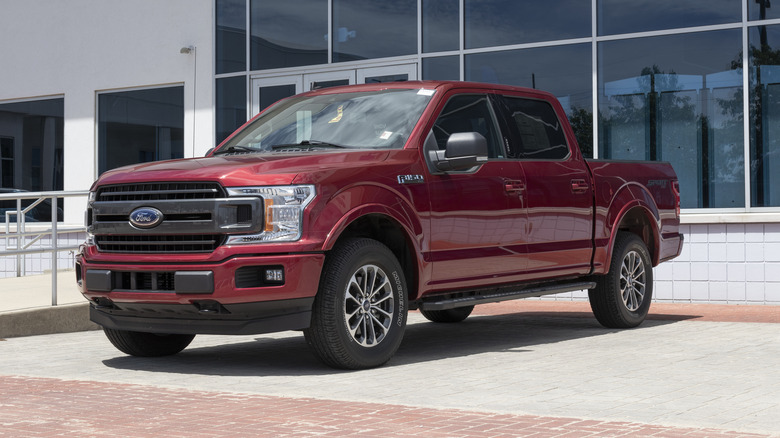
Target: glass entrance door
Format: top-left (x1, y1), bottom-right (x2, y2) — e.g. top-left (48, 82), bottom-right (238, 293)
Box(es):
top-left (250, 75), bottom-right (303, 116)
top-left (357, 63), bottom-right (417, 84)
top-left (250, 63), bottom-right (418, 117)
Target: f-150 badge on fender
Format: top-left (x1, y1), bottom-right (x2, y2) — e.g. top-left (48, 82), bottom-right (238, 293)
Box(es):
top-left (129, 207), bottom-right (164, 229)
top-left (397, 175), bottom-right (424, 185)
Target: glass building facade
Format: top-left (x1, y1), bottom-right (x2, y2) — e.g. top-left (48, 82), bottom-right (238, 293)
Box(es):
top-left (216, 0), bottom-right (780, 214)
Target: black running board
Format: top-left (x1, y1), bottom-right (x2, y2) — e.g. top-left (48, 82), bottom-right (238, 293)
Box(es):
top-left (418, 281), bottom-right (597, 311)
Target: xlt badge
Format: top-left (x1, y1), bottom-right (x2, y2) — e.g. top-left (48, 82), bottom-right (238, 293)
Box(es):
top-left (129, 207), bottom-right (164, 229)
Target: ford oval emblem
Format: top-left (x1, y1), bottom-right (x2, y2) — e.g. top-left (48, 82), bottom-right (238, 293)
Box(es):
top-left (129, 207), bottom-right (164, 229)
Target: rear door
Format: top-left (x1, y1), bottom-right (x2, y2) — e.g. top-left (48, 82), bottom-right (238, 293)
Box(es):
top-left (496, 94), bottom-right (593, 278)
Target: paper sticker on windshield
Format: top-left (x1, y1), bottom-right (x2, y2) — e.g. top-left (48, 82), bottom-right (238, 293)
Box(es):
top-left (380, 131), bottom-right (393, 140)
top-left (329, 105), bottom-right (344, 123)
top-left (417, 89), bottom-right (435, 96)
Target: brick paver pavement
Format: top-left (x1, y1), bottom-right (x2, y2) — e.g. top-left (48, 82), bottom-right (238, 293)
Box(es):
top-left (1, 301), bottom-right (778, 437)
top-left (0, 376), bottom-right (770, 438)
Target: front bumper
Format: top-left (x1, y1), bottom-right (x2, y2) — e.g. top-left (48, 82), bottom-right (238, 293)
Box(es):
top-left (77, 251), bottom-right (325, 335)
top-left (90, 297), bottom-right (314, 335)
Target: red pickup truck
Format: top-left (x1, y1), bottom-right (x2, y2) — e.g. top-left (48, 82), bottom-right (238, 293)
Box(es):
top-left (77, 81), bottom-right (683, 369)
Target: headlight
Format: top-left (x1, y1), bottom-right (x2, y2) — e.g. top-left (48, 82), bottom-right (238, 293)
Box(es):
top-left (224, 185), bottom-right (315, 243)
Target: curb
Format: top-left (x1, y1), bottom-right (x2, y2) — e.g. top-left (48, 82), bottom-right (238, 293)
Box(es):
top-left (0, 303), bottom-right (100, 339)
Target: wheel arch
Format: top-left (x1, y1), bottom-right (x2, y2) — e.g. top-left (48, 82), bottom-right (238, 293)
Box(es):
top-left (323, 209), bottom-right (421, 302)
top-left (602, 184), bottom-right (662, 273)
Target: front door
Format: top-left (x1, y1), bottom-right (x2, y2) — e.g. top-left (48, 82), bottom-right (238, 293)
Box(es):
top-left (427, 93), bottom-right (528, 289)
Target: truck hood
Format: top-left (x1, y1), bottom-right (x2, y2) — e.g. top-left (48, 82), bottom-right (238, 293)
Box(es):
top-left (94, 150), bottom-right (392, 188)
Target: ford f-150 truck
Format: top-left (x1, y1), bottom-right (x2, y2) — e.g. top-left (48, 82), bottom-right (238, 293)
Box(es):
top-left (77, 81), bottom-right (683, 369)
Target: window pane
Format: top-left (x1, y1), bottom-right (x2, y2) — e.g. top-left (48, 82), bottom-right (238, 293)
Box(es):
top-left (502, 97), bottom-right (569, 160)
top-left (258, 84), bottom-right (296, 112)
top-left (216, 76), bottom-right (247, 145)
top-left (333, 0), bottom-right (416, 62)
top-left (433, 95), bottom-right (503, 158)
top-left (423, 0), bottom-right (459, 53)
top-left (98, 87), bottom-right (184, 174)
top-left (251, 0), bottom-right (327, 70)
top-left (465, 0), bottom-right (589, 49)
top-left (598, 30), bottom-right (744, 209)
top-left (422, 56), bottom-right (460, 80)
top-left (598, 0), bottom-right (740, 36)
top-left (0, 99), bottom-right (64, 192)
top-left (749, 0), bottom-right (779, 21)
top-left (216, 0), bottom-right (246, 74)
top-left (749, 25), bottom-right (780, 207)
top-left (465, 44), bottom-right (593, 156)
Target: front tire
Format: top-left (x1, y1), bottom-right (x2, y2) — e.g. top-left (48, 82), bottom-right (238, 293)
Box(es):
top-left (588, 232), bottom-right (653, 328)
top-left (304, 238), bottom-right (408, 369)
top-left (103, 328), bottom-right (195, 357)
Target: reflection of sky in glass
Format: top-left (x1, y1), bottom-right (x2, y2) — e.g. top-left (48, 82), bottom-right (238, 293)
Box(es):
top-left (465, 44), bottom-right (592, 114)
top-left (465, 0), bottom-right (589, 49)
top-left (333, 0), bottom-right (417, 62)
top-left (598, 0), bottom-right (740, 35)
top-left (423, 0), bottom-right (459, 53)
top-left (251, 0), bottom-right (327, 51)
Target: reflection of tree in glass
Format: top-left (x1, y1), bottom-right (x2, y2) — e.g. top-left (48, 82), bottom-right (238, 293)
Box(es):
top-left (567, 107), bottom-right (592, 158)
top-left (727, 28), bottom-right (780, 205)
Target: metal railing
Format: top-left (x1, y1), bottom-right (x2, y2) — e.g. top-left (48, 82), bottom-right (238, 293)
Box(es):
top-left (1, 190), bottom-right (89, 306)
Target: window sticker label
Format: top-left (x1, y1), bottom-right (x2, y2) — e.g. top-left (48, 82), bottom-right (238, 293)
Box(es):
top-left (328, 105), bottom-right (344, 123)
top-left (380, 131), bottom-right (393, 140)
top-left (417, 89), bottom-right (435, 96)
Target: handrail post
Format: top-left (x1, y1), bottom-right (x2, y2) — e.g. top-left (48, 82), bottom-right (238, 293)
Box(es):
top-left (16, 198), bottom-right (21, 277)
top-left (51, 194), bottom-right (59, 306)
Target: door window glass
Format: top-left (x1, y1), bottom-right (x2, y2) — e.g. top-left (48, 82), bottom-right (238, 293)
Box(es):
top-left (501, 97), bottom-right (569, 160)
top-left (432, 95), bottom-right (503, 158)
top-left (98, 87), bottom-right (184, 173)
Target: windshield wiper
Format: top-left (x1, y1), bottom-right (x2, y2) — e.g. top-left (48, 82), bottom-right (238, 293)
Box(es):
top-left (271, 140), bottom-right (348, 150)
top-left (213, 145), bottom-right (264, 155)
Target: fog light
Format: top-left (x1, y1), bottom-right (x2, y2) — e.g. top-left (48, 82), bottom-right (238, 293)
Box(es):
top-left (265, 268), bottom-right (284, 283)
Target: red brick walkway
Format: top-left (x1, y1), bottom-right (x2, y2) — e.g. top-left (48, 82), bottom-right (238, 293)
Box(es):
top-left (0, 376), bottom-right (770, 438)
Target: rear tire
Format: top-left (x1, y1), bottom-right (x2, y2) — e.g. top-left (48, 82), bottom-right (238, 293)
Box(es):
top-left (304, 238), bottom-right (407, 370)
top-left (588, 232), bottom-right (653, 328)
top-left (420, 306), bottom-right (474, 323)
top-left (103, 328), bottom-right (195, 357)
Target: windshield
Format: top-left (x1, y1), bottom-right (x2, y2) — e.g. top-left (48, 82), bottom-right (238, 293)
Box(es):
top-left (215, 88), bottom-right (435, 154)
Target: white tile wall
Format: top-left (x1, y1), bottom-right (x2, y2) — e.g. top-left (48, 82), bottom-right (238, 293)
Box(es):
top-left (653, 224), bottom-right (780, 304)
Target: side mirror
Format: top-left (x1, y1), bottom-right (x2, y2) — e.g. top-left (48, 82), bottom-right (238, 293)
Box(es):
top-left (204, 148), bottom-right (214, 157)
top-left (428, 132), bottom-right (488, 172)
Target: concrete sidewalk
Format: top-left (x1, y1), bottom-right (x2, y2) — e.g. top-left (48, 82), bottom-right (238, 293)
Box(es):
top-left (0, 271), bottom-right (98, 338)
top-left (1, 310), bottom-right (778, 436)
